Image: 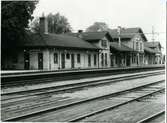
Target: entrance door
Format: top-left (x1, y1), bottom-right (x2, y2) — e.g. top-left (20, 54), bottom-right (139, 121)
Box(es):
top-left (71, 54), bottom-right (75, 68)
top-left (24, 51), bottom-right (30, 70)
top-left (126, 54), bottom-right (130, 66)
top-left (38, 53), bottom-right (43, 69)
top-left (61, 53), bottom-right (65, 69)
top-left (88, 54), bottom-right (91, 67)
top-left (110, 55), bottom-right (114, 67)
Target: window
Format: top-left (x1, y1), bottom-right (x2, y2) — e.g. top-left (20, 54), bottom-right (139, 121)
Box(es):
top-left (140, 43), bottom-right (142, 51)
top-left (94, 54), bottom-right (97, 66)
top-left (88, 54), bottom-right (91, 67)
top-left (66, 53), bottom-right (70, 59)
top-left (54, 53), bottom-right (58, 64)
top-left (77, 54), bottom-right (80, 63)
top-left (136, 42), bottom-right (139, 50)
top-left (101, 40), bottom-right (107, 47)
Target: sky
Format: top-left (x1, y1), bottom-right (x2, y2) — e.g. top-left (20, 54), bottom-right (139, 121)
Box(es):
top-left (33, 0), bottom-right (166, 54)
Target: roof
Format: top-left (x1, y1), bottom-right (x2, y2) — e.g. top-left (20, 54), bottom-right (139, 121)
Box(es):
top-left (18, 32), bottom-right (99, 50)
top-left (67, 31), bottom-right (113, 41)
top-left (144, 46), bottom-right (156, 54)
top-left (144, 42), bottom-right (162, 48)
top-left (144, 42), bottom-right (162, 54)
top-left (109, 27), bottom-right (147, 41)
top-left (110, 42), bottom-right (134, 52)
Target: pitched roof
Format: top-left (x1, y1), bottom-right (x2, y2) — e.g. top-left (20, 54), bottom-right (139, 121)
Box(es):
top-left (18, 32), bottom-right (99, 50)
top-left (109, 27), bottom-right (147, 41)
top-left (144, 42), bottom-right (162, 48)
top-left (110, 42), bottom-right (134, 52)
top-left (144, 46), bottom-right (156, 54)
top-left (144, 42), bottom-right (162, 54)
top-left (67, 31), bottom-right (113, 41)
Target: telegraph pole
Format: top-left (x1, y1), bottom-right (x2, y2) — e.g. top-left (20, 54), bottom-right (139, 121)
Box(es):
top-left (152, 26), bottom-right (155, 44)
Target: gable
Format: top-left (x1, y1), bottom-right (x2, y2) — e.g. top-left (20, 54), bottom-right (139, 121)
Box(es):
top-left (131, 34), bottom-right (145, 42)
top-left (109, 27), bottom-right (147, 42)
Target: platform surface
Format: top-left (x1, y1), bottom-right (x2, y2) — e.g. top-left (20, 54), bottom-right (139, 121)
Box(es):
top-left (1, 64), bottom-right (164, 75)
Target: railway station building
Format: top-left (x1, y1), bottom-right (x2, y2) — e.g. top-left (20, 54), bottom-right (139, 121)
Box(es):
top-left (109, 28), bottom-right (147, 66)
top-left (2, 16), bottom-right (163, 70)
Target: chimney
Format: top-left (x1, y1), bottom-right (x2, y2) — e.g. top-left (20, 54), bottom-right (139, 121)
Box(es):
top-left (39, 15), bottom-right (48, 34)
top-left (78, 30), bottom-right (83, 38)
top-left (78, 30), bottom-right (83, 33)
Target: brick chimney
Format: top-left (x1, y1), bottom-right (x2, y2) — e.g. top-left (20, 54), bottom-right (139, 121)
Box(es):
top-left (78, 30), bottom-right (83, 38)
top-left (39, 16), bottom-right (48, 34)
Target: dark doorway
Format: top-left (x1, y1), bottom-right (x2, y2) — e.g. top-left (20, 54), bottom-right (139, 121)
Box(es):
top-left (126, 54), bottom-right (130, 66)
top-left (61, 53), bottom-right (65, 69)
top-left (101, 53), bottom-right (104, 67)
top-left (38, 53), bottom-right (43, 69)
top-left (88, 54), bottom-right (91, 67)
top-left (24, 51), bottom-right (30, 70)
top-left (110, 55), bottom-right (114, 67)
top-left (71, 54), bottom-right (75, 68)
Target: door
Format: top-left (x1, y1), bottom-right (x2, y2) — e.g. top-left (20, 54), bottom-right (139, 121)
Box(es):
top-left (126, 54), bottom-right (130, 66)
top-left (38, 53), bottom-right (43, 69)
top-left (110, 55), bottom-right (114, 67)
top-left (88, 54), bottom-right (91, 67)
top-left (71, 54), bottom-right (75, 68)
top-left (101, 53), bottom-right (104, 67)
top-left (61, 53), bottom-right (65, 69)
top-left (24, 51), bottom-right (30, 70)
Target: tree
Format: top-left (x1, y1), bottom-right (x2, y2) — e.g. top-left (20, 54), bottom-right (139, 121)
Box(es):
top-left (86, 22), bottom-right (109, 32)
top-left (30, 13), bottom-right (72, 34)
top-left (2, 1), bottom-right (38, 50)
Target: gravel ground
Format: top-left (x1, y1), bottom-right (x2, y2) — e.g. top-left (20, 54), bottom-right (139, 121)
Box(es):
top-left (2, 74), bottom-right (164, 121)
top-left (18, 82), bottom-right (164, 122)
top-left (3, 74), bottom-right (164, 112)
top-left (81, 93), bottom-right (165, 123)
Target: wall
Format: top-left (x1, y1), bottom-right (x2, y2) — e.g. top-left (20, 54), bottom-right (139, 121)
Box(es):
top-left (49, 49), bottom-right (99, 70)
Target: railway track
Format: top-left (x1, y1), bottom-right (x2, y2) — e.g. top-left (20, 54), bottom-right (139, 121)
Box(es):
top-left (2, 78), bottom-right (165, 121)
top-left (2, 70), bottom-right (164, 101)
top-left (137, 110), bottom-right (165, 123)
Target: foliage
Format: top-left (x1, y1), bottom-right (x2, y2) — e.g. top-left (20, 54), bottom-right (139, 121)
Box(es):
top-left (30, 12), bottom-right (72, 34)
top-left (2, 1), bottom-right (38, 49)
top-left (86, 22), bottom-right (109, 32)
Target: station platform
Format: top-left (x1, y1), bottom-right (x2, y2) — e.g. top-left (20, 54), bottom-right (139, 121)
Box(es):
top-left (1, 64), bottom-right (165, 76)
